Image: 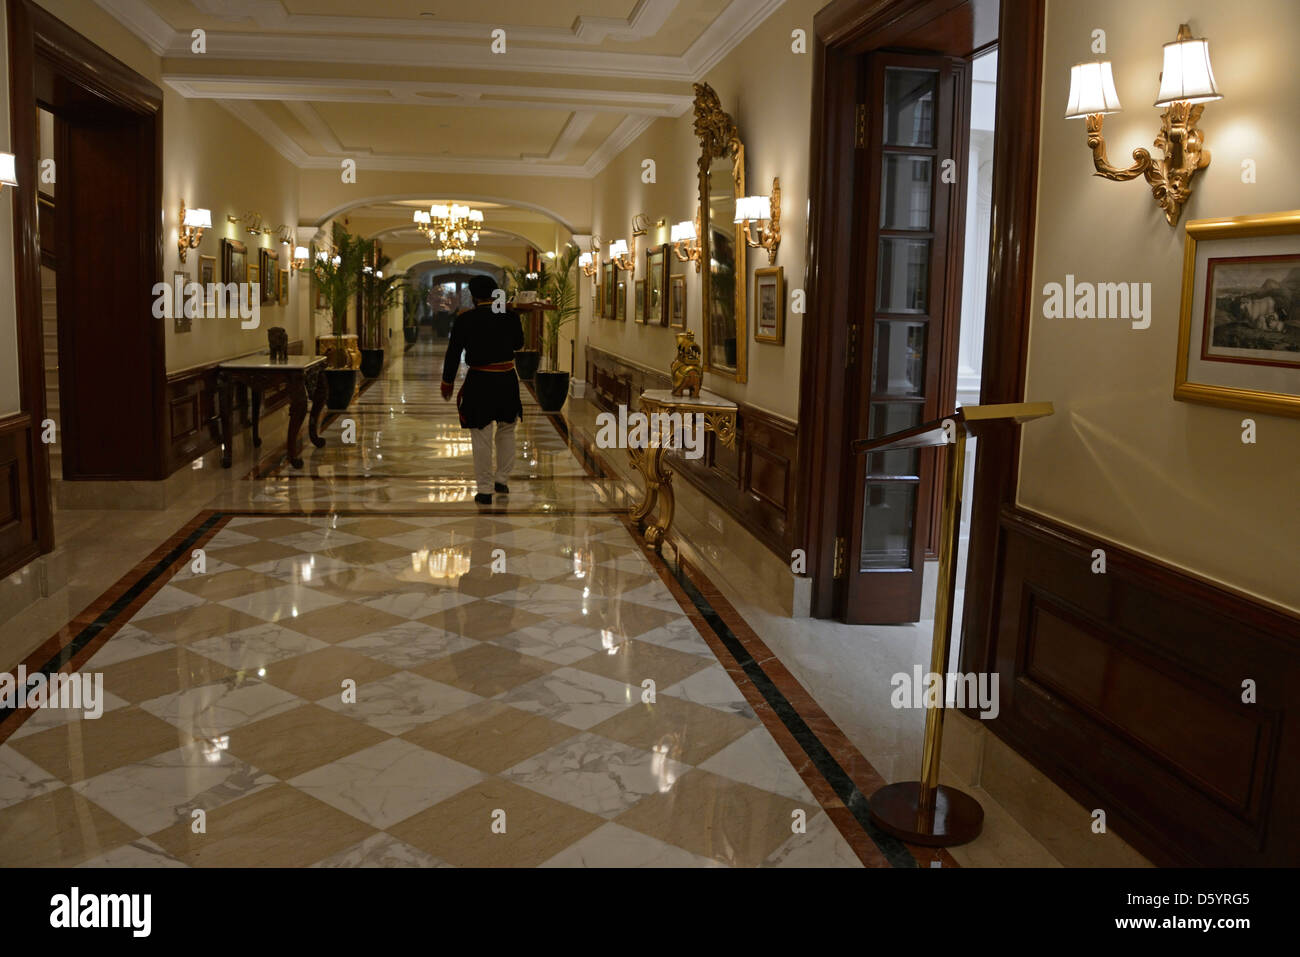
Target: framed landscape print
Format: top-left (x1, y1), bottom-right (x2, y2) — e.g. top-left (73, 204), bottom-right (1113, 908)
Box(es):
top-left (1176, 210), bottom-right (1300, 418)
top-left (646, 243), bottom-right (669, 326)
top-left (259, 248), bottom-right (279, 304)
top-left (198, 254), bottom-right (217, 307)
top-left (279, 268), bottom-right (290, 305)
top-left (670, 274), bottom-right (686, 328)
top-left (221, 238), bottom-right (247, 285)
top-left (602, 262), bottom-right (617, 319)
top-left (616, 280), bottom-right (627, 321)
top-left (754, 266), bottom-right (785, 344)
top-left (634, 279), bottom-right (646, 324)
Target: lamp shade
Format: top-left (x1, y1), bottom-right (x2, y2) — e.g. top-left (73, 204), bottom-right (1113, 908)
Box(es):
top-left (0, 152), bottom-right (16, 188)
top-left (293, 246), bottom-right (309, 260)
top-left (182, 206), bottom-right (212, 229)
top-left (1154, 34), bottom-right (1221, 106)
top-left (735, 195), bottom-right (771, 223)
top-left (671, 221), bottom-right (696, 243)
top-left (609, 239), bottom-right (628, 258)
top-left (578, 252), bottom-right (593, 267)
top-left (1065, 61), bottom-right (1122, 118)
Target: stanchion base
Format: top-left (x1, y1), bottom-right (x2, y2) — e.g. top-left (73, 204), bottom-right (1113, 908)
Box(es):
top-left (868, 782), bottom-right (984, 847)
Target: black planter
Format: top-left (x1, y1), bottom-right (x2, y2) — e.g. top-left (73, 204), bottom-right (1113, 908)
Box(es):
top-left (325, 368), bottom-right (357, 410)
top-left (403, 325), bottom-right (418, 344)
top-left (534, 370), bottom-right (570, 412)
top-left (360, 349), bottom-right (384, 378)
top-left (514, 350), bottom-right (542, 381)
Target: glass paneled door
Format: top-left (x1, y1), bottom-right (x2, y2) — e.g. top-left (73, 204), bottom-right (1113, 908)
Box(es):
top-left (843, 53), bottom-right (970, 624)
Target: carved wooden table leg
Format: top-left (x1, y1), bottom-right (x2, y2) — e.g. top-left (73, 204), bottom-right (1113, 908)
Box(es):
top-left (628, 434), bottom-right (673, 550)
top-left (286, 374), bottom-right (309, 469)
top-left (250, 388), bottom-right (263, 448)
top-left (306, 364), bottom-right (327, 449)
top-left (218, 370), bottom-right (234, 468)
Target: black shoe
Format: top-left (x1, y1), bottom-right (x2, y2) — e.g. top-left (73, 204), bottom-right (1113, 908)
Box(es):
top-left (474, 493), bottom-right (493, 505)
top-left (494, 483), bottom-right (510, 494)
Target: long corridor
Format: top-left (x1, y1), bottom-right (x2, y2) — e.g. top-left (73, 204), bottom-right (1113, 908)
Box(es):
top-left (0, 341), bottom-right (895, 868)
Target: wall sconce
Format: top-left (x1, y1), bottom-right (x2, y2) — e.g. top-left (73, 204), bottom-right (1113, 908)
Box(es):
top-left (671, 208), bottom-right (702, 272)
top-left (0, 153), bottom-right (17, 193)
top-left (735, 177), bottom-right (781, 264)
top-left (177, 201), bottom-right (211, 263)
top-left (1065, 24), bottom-right (1221, 226)
top-left (227, 210), bottom-right (270, 235)
top-left (291, 246), bottom-right (309, 272)
top-left (609, 237), bottom-right (636, 273)
top-left (579, 235), bottom-right (602, 278)
top-left (631, 213), bottom-right (664, 237)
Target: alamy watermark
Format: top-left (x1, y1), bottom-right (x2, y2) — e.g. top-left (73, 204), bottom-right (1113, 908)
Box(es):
top-left (890, 665), bottom-right (999, 719)
top-left (151, 275), bottom-right (260, 329)
top-left (1042, 274), bottom-right (1151, 329)
top-left (594, 405), bottom-right (705, 460)
top-left (0, 666), bottom-right (104, 718)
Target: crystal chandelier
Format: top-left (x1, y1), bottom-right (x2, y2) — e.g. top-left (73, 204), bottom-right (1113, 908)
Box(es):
top-left (415, 203), bottom-right (482, 265)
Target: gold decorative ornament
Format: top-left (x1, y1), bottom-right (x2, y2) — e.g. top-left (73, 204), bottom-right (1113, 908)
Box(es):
top-left (669, 331), bottom-right (703, 398)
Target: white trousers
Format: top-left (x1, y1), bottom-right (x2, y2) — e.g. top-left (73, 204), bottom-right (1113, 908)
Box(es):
top-left (469, 420), bottom-right (517, 494)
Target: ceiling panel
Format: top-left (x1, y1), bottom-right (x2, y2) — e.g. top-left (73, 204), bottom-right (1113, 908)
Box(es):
top-left (309, 101), bottom-right (574, 158)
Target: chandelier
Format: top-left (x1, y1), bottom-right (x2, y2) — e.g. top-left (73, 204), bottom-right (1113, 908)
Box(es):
top-left (416, 203), bottom-right (482, 265)
top-left (436, 242), bottom-right (475, 265)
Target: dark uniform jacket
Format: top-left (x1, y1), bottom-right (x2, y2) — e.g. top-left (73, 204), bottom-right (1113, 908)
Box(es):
top-left (442, 303), bottom-right (525, 430)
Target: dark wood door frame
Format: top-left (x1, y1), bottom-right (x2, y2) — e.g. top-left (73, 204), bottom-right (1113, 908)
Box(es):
top-left (795, 0), bottom-right (1040, 631)
top-left (7, 0), bottom-right (165, 513)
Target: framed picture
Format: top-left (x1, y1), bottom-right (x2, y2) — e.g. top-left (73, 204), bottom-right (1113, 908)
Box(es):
top-left (221, 238), bottom-right (247, 285)
top-left (259, 248), bottom-right (278, 304)
top-left (645, 243), bottom-right (669, 326)
top-left (595, 268), bottom-right (604, 314)
top-left (634, 279), bottom-right (646, 324)
top-left (754, 266), bottom-right (785, 344)
top-left (248, 264), bottom-right (259, 293)
top-left (669, 274), bottom-right (687, 328)
top-left (279, 268), bottom-right (290, 306)
top-left (616, 280), bottom-right (627, 321)
top-left (198, 254), bottom-right (217, 307)
top-left (602, 262), bottom-right (617, 319)
top-left (1176, 210), bottom-right (1300, 418)
top-left (172, 271), bottom-right (190, 334)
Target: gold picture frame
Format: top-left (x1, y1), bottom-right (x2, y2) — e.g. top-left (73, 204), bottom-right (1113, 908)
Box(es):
top-left (754, 266), bottom-right (785, 344)
top-left (259, 248), bottom-right (278, 304)
top-left (198, 254), bottom-right (217, 307)
top-left (1175, 209), bottom-right (1300, 418)
top-left (646, 243), bottom-right (669, 326)
top-left (279, 268), bottom-right (290, 306)
top-left (603, 262), bottom-right (618, 319)
top-left (616, 280), bottom-right (627, 321)
top-left (634, 279), bottom-right (646, 324)
top-left (669, 274), bottom-right (687, 328)
top-left (248, 264), bottom-right (259, 293)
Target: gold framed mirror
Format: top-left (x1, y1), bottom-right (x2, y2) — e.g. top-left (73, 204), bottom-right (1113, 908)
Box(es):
top-left (693, 82), bottom-right (747, 382)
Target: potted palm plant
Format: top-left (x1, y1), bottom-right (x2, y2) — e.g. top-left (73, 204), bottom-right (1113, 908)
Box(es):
top-left (534, 247), bottom-right (581, 412)
top-left (359, 256), bottom-right (408, 378)
top-left (508, 264), bottom-right (546, 381)
top-left (402, 298), bottom-right (419, 347)
top-left (313, 225), bottom-right (369, 409)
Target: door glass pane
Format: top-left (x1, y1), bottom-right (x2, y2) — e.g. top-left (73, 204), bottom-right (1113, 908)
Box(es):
top-left (867, 401), bottom-right (922, 476)
top-left (871, 321), bottom-right (926, 397)
top-left (877, 238), bottom-right (930, 313)
top-left (860, 481), bottom-right (917, 570)
top-left (883, 69), bottom-right (937, 147)
top-left (880, 155), bottom-right (932, 229)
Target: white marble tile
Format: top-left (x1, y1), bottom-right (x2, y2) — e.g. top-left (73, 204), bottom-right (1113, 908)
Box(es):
top-left (698, 727), bottom-right (816, 803)
top-left (219, 584), bottom-right (343, 622)
top-left (0, 745), bottom-right (64, 809)
top-left (503, 732), bottom-right (687, 818)
top-left (316, 671), bottom-right (481, 735)
top-left (359, 589), bottom-right (476, 621)
top-left (131, 585), bottom-right (207, 622)
top-left (290, 737), bottom-right (482, 828)
top-left (5, 690), bottom-right (131, 740)
top-left (541, 822), bottom-right (725, 868)
top-left (763, 809), bottom-right (863, 868)
top-left (142, 678), bottom-right (303, 736)
top-left (310, 832), bottom-right (451, 868)
top-left (340, 621), bottom-right (478, 668)
top-left (189, 622), bottom-right (328, 671)
top-left (633, 619), bottom-right (715, 656)
top-left (484, 623), bottom-right (611, 665)
top-left (662, 666), bottom-right (756, 720)
top-left (78, 838), bottom-right (190, 868)
top-left (248, 554), bottom-right (354, 586)
top-left (82, 625), bottom-right (176, 669)
top-left (169, 557), bottom-right (241, 581)
top-left (497, 666), bottom-right (636, 729)
top-left (72, 741), bottom-right (277, 835)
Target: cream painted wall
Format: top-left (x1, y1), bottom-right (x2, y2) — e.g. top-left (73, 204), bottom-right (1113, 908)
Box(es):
top-left (583, 0), bottom-right (819, 421)
top-left (0, 1), bottom-right (20, 415)
top-left (1022, 0), bottom-right (1300, 611)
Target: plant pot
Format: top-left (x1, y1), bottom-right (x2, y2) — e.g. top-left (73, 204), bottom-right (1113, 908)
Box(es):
top-left (325, 368), bottom-right (357, 410)
top-left (514, 350), bottom-right (541, 381)
top-left (534, 370), bottom-right (570, 412)
top-left (403, 325), bottom-right (419, 344)
top-left (360, 348), bottom-right (384, 378)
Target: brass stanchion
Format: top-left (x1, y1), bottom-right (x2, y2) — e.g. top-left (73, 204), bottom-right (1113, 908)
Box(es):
top-left (854, 402), bottom-right (1053, 846)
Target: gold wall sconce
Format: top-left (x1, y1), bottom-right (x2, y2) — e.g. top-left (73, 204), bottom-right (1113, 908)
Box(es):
top-left (735, 177), bottom-right (781, 264)
top-left (609, 237), bottom-right (636, 273)
top-left (177, 201), bottom-right (211, 263)
top-left (0, 153), bottom-right (17, 194)
top-left (632, 213), bottom-right (664, 237)
top-left (671, 208), bottom-right (702, 272)
top-left (227, 210), bottom-right (270, 236)
top-left (578, 237), bottom-right (602, 279)
top-left (1065, 24), bottom-right (1221, 226)
top-left (290, 245), bottom-right (309, 272)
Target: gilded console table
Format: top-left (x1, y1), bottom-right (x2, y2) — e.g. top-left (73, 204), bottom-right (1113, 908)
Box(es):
top-left (628, 389), bottom-right (738, 549)
top-left (216, 355), bottom-right (328, 469)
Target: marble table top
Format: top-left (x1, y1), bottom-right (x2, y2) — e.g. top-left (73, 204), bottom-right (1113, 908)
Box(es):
top-left (640, 388), bottom-right (737, 410)
top-left (218, 354), bottom-right (326, 372)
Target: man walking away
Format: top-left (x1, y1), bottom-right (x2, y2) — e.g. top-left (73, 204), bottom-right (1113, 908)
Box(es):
top-left (439, 276), bottom-right (524, 505)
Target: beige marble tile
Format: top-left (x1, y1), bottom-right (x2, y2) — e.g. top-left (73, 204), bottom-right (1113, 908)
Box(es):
top-left (590, 693), bottom-right (756, 766)
top-left (226, 703), bottom-right (390, 779)
top-left (260, 646), bottom-right (398, 702)
top-left (403, 701), bottom-right (579, 774)
top-left (0, 786), bottom-right (140, 866)
top-left (411, 644), bottom-right (557, 697)
top-left (9, 706), bottom-right (191, 784)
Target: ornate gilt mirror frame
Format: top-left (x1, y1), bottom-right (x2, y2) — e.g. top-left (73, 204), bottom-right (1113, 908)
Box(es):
top-left (693, 82), bottom-right (747, 383)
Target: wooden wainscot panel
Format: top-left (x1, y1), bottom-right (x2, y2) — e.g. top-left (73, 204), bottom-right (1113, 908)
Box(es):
top-left (0, 414), bottom-right (41, 580)
top-left (985, 507), bottom-right (1299, 865)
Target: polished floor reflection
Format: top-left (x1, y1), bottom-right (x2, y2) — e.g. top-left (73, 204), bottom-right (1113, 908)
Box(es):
top-left (0, 340), bottom-right (868, 867)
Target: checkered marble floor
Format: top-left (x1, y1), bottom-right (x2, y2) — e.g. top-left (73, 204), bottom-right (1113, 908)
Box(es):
top-left (0, 342), bottom-right (863, 867)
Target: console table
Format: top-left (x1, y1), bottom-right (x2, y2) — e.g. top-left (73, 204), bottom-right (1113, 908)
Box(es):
top-left (216, 355), bottom-right (328, 469)
top-left (628, 389), bottom-right (738, 549)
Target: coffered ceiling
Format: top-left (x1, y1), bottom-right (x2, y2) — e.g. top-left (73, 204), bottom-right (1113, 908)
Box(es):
top-left (94, 0), bottom-right (785, 177)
